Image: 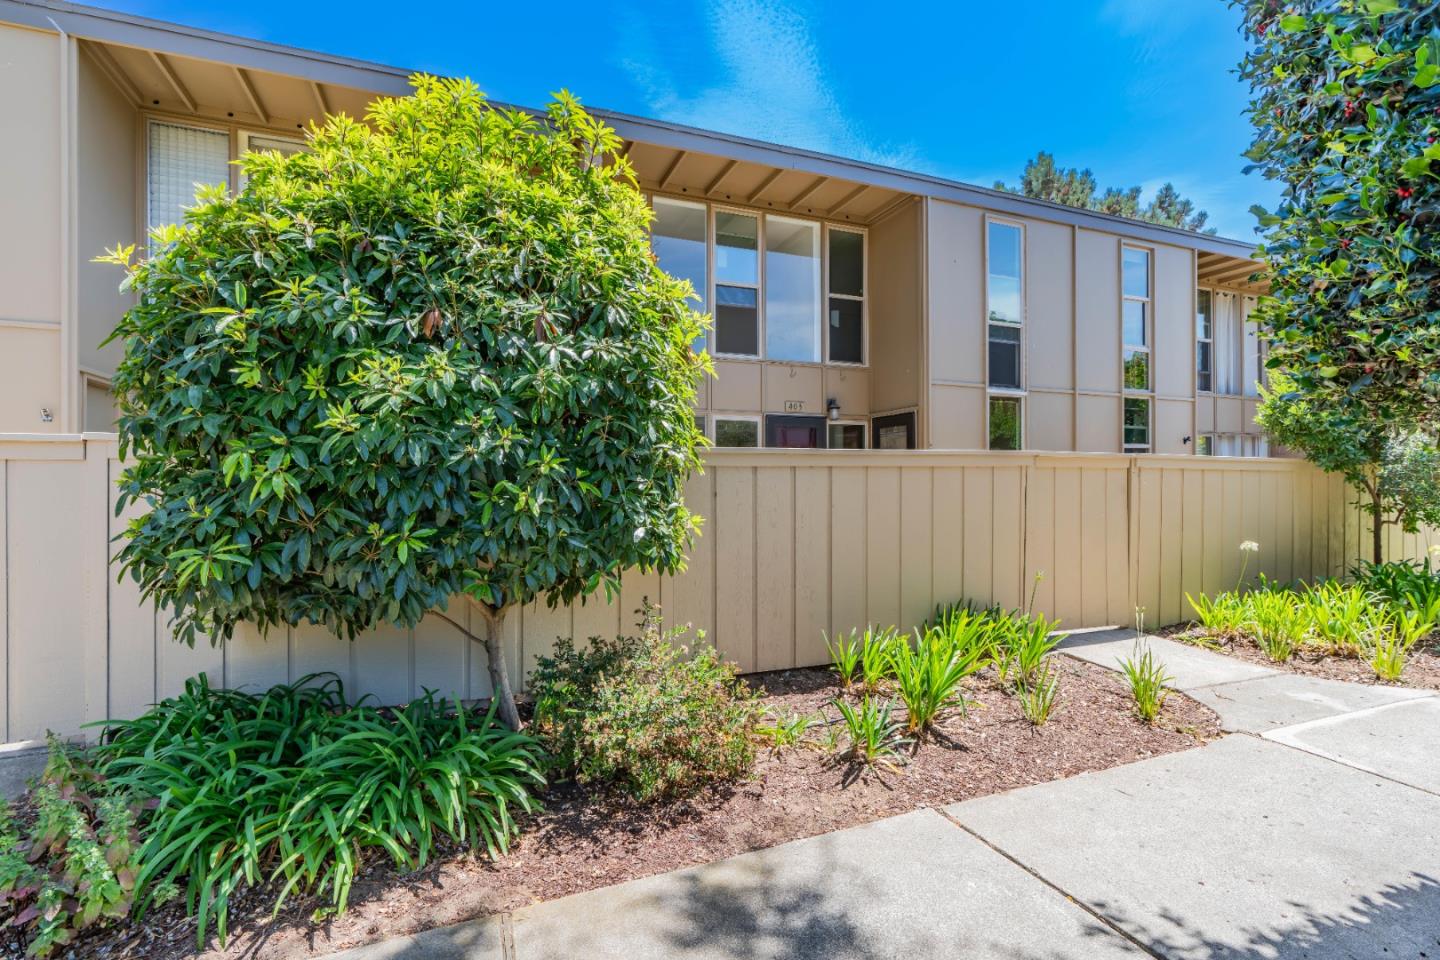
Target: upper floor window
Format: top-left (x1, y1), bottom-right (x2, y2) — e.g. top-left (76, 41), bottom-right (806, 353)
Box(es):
top-left (1122, 247), bottom-right (1151, 393)
top-left (986, 221), bottom-right (1023, 390)
top-left (651, 198), bottom-right (708, 351)
top-left (714, 211), bottom-right (760, 356)
top-left (828, 228), bottom-right (865, 364)
top-left (656, 198), bottom-right (863, 365)
top-left (1196, 288), bottom-right (1213, 393)
top-left (765, 216), bottom-right (821, 363)
top-left (147, 120), bottom-right (230, 232)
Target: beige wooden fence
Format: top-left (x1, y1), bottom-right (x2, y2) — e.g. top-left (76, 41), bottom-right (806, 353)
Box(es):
top-left (1, 435), bottom-right (1435, 742)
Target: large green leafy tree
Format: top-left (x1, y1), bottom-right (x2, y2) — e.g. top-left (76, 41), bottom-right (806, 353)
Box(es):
top-left (1238, 0), bottom-right (1440, 430)
top-left (102, 77), bottom-right (707, 728)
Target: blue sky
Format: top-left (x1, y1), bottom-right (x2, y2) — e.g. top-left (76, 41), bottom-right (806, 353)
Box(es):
top-left (94, 0), bottom-right (1276, 240)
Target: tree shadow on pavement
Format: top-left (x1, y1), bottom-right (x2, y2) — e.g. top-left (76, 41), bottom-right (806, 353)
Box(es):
top-left (1086, 871), bottom-right (1440, 959)
top-left (659, 857), bottom-right (880, 960)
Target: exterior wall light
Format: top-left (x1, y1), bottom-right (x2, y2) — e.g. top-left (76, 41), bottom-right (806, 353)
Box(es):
top-left (827, 398), bottom-right (840, 421)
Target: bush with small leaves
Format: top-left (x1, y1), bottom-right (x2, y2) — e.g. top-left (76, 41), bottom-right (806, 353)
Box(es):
top-left (530, 603), bottom-right (760, 801)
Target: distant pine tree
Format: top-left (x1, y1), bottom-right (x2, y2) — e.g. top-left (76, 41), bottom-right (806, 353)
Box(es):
top-left (996, 153), bottom-right (1217, 235)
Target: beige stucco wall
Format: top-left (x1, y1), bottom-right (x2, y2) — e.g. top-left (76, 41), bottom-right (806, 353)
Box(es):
top-left (76, 45), bottom-right (136, 384)
top-left (867, 198), bottom-right (922, 417)
top-left (0, 24), bottom-right (63, 432)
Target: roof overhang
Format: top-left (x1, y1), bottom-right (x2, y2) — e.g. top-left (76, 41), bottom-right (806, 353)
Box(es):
top-left (3, 0), bottom-right (1271, 250)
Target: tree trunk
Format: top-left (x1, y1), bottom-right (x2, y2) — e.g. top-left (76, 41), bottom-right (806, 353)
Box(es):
top-left (1366, 480), bottom-right (1385, 566)
top-left (433, 600), bottom-right (522, 730)
top-left (473, 602), bottom-right (522, 731)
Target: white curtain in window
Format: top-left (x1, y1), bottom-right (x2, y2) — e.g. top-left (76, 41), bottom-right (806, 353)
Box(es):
top-left (148, 121), bottom-right (230, 232)
top-left (1213, 291), bottom-right (1239, 395)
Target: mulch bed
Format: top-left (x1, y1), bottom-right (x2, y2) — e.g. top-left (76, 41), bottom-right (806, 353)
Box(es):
top-left (14, 657), bottom-right (1220, 960)
top-left (1157, 624), bottom-right (1440, 690)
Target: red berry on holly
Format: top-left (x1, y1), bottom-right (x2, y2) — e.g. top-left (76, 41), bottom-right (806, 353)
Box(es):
top-left (1397, 187), bottom-right (1414, 199)
top-left (1339, 238), bottom-right (1352, 249)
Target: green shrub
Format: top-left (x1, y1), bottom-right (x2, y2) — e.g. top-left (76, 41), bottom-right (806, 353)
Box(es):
top-left (0, 739), bottom-right (154, 958)
top-left (825, 629), bottom-right (862, 690)
top-left (1353, 559), bottom-right (1440, 619)
top-left (530, 605), bottom-right (759, 802)
top-left (1301, 581), bottom-right (1373, 657)
top-left (1247, 590), bottom-right (1307, 662)
top-left (1017, 661), bottom-right (1061, 727)
top-left (94, 674), bottom-right (542, 947)
top-left (1364, 609), bottom-right (1431, 682)
top-left (833, 697), bottom-right (908, 768)
top-left (1119, 643), bottom-right (1171, 724)
top-left (992, 613), bottom-right (1062, 690)
top-left (754, 710), bottom-right (817, 750)
top-left (100, 78), bottom-right (707, 730)
top-left (890, 626), bottom-right (987, 735)
top-left (1187, 590), bottom-right (1248, 639)
top-left (859, 625), bottom-right (901, 694)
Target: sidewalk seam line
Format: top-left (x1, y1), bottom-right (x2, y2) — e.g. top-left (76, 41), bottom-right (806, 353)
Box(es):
top-left (501, 910), bottom-right (516, 959)
top-left (1245, 731), bottom-right (1440, 800)
top-left (1259, 693), bottom-right (1438, 737)
top-left (933, 808), bottom-right (1166, 960)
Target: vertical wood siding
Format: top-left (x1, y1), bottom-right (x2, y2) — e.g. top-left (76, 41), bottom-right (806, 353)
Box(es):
top-left (0, 438), bottom-right (1434, 741)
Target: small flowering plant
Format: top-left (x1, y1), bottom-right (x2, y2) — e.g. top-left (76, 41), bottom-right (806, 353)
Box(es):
top-left (1237, 540), bottom-right (1260, 591)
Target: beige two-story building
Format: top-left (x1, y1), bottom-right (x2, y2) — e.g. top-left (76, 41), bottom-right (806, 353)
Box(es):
top-left (0, 0), bottom-right (1270, 456)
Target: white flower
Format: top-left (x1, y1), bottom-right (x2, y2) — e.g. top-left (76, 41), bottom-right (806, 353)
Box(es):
top-left (1240, 541), bottom-right (1260, 553)
top-left (1429, 544), bottom-right (1440, 559)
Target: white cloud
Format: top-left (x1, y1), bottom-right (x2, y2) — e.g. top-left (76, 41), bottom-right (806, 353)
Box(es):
top-left (617, 0), bottom-right (915, 168)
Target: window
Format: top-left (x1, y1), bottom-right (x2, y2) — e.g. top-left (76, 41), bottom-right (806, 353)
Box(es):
top-left (147, 120), bottom-right (230, 232)
top-left (828, 421), bottom-right (867, 449)
top-left (986, 221), bottom-right (1024, 389)
top-left (766, 415), bottom-right (826, 448)
top-left (1123, 397), bottom-right (1150, 453)
top-left (239, 132), bottom-right (306, 158)
top-left (713, 417), bottom-right (759, 447)
top-left (694, 414), bottom-right (706, 434)
top-left (653, 198), bottom-right (709, 352)
top-left (1202, 433), bottom-right (1269, 458)
top-left (714, 211), bottom-right (760, 356)
top-left (828, 229), bottom-right (865, 364)
top-left (1122, 247), bottom-right (1151, 398)
top-left (651, 198), bottom-right (864, 365)
top-left (1196, 288), bottom-right (1213, 393)
top-left (1196, 435), bottom-right (1214, 456)
top-left (764, 216), bottom-right (821, 362)
top-left (989, 327), bottom-right (1022, 390)
top-left (873, 412), bottom-right (916, 450)
top-left (988, 396), bottom-right (1022, 451)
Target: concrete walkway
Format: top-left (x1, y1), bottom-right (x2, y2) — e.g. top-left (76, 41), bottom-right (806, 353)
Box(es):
top-left (328, 632), bottom-right (1440, 960)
